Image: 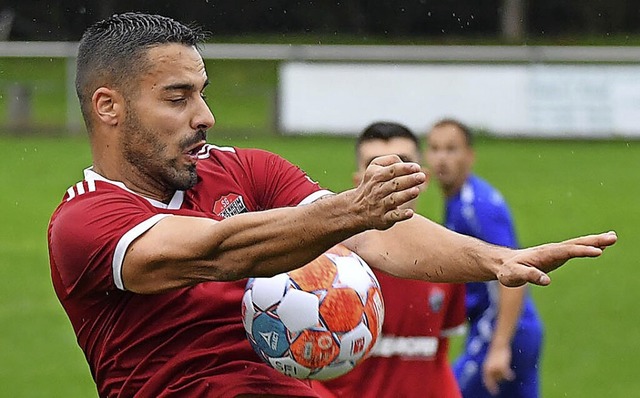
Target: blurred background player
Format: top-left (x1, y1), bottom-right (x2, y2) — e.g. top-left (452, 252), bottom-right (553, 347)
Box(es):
top-left (425, 118), bottom-right (544, 398)
top-left (313, 121), bottom-right (466, 398)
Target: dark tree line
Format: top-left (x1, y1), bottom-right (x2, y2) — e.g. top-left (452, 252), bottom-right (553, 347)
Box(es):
top-left (2, 0), bottom-right (640, 41)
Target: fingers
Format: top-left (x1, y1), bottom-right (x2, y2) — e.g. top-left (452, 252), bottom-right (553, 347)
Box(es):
top-left (353, 157), bottom-right (426, 229)
top-left (384, 208), bottom-right (415, 224)
top-left (483, 346), bottom-right (516, 393)
top-left (498, 264), bottom-right (550, 287)
top-left (369, 163), bottom-right (426, 188)
top-left (483, 373), bottom-right (500, 396)
top-left (563, 231), bottom-right (618, 250)
top-left (376, 175), bottom-right (423, 224)
top-left (367, 154), bottom-right (409, 167)
top-left (364, 160), bottom-right (425, 205)
top-left (376, 189), bottom-right (420, 226)
top-left (498, 231), bottom-right (618, 287)
top-left (483, 368), bottom-right (516, 396)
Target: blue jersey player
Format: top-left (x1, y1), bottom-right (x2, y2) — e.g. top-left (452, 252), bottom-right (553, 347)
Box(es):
top-left (425, 118), bottom-right (544, 398)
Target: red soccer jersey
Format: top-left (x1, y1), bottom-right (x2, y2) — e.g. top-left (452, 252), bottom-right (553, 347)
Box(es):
top-left (315, 270), bottom-right (466, 398)
top-left (48, 145), bottom-right (332, 398)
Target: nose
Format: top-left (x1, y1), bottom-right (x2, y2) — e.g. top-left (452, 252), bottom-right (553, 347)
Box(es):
top-left (192, 97), bottom-right (215, 131)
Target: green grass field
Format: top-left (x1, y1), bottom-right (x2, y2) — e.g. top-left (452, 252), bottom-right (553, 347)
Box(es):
top-left (2, 50), bottom-right (639, 397)
top-left (0, 133), bottom-right (638, 397)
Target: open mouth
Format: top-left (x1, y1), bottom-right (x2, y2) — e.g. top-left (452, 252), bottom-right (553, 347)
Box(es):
top-left (184, 141), bottom-right (206, 158)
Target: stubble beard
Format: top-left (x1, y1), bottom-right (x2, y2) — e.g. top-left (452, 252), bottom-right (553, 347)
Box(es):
top-left (122, 110), bottom-right (199, 193)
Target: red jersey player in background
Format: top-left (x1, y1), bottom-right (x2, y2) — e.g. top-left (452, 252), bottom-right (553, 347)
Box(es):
top-left (314, 122), bottom-right (465, 398)
top-left (47, 12), bottom-right (617, 398)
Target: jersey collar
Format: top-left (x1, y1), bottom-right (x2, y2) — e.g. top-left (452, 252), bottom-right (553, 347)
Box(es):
top-left (83, 167), bottom-right (185, 210)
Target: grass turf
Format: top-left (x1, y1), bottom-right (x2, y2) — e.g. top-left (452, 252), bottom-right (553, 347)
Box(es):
top-left (0, 134), bottom-right (637, 397)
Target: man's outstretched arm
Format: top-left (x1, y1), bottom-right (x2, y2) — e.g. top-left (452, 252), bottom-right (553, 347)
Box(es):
top-left (345, 215), bottom-right (617, 287)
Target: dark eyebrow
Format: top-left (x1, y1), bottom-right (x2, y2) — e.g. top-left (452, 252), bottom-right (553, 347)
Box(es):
top-left (163, 83), bottom-right (194, 92)
top-left (163, 79), bottom-right (209, 92)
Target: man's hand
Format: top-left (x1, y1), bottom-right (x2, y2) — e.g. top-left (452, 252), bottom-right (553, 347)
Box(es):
top-left (497, 231), bottom-right (618, 287)
top-left (348, 154), bottom-right (426, 230)
top-left (482, 344), bottom-right (515, 395)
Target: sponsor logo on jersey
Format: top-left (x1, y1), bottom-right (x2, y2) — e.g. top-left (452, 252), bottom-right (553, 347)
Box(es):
top-left (213, 193), bottom-right (248, 218)
top-left (429, 287), bottom-right (445, 313)
top-left (370, 335), bottom-right (439, 359)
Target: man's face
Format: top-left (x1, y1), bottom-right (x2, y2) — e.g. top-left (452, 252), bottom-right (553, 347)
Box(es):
top-left (121, 43), bottom-right (215, 192)
top-left (425, 124), bottom-right (474, 195)
top-left (354, 136), bottom-right (423, 210)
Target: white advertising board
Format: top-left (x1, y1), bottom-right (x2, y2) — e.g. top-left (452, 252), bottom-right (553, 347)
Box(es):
top-left (278, 62), bottom-right (640, 137)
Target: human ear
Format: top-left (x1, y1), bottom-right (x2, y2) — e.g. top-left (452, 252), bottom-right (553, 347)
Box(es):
top-left (92, 87), bottom-right (122, 126)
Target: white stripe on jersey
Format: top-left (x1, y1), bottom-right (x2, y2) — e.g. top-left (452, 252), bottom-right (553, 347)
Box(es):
top-left (112, 214), bottom-right (172, 291)
top-left (298, 190), bottom-right (334, 206)
top-left (75, 181), bottom-right (85, 195)
top-left (65, 180), bottom-right (97, 201)
top-left (66, 186), bottom-right (76, 201)
top-left (196, 144), bottom-right (236, 159)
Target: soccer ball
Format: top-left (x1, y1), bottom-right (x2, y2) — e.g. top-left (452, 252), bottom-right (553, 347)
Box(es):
top-left (242, 244), bottom-right (384, 380)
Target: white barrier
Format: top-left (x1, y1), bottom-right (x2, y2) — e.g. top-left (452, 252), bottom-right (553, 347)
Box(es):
top-left (278, 62), bottom-right (640, 138)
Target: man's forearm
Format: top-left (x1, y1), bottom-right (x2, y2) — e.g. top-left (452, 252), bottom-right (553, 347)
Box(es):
top-left (124, 190), bottom-right (374, 293)
top-left (344, 214), bottom-right (504, 283)
top-left (204, 192), bottom-right (371, 278)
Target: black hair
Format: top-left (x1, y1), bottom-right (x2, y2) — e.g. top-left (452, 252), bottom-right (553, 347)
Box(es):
top-left (430, 118), bottom-right (474, 147)
top-left (355, 121), bottom-right (420, 165)
top-left (75, 12), bottom-right (208, 130)
top-left (356, 121), bottom-right (420, 150)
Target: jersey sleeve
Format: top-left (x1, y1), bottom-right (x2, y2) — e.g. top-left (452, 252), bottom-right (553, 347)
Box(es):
top-left (49, 186), bottom-right (169, 297)
top-left (475, 198), bottom-right (519, 249)
top-left (240, 148), bottom-right (331, 209)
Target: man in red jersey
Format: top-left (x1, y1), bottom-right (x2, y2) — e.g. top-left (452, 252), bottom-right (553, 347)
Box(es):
top-left (314, 122), bottom-right (465, 398)
top-left (48, 12), bottom-right (617, 398)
